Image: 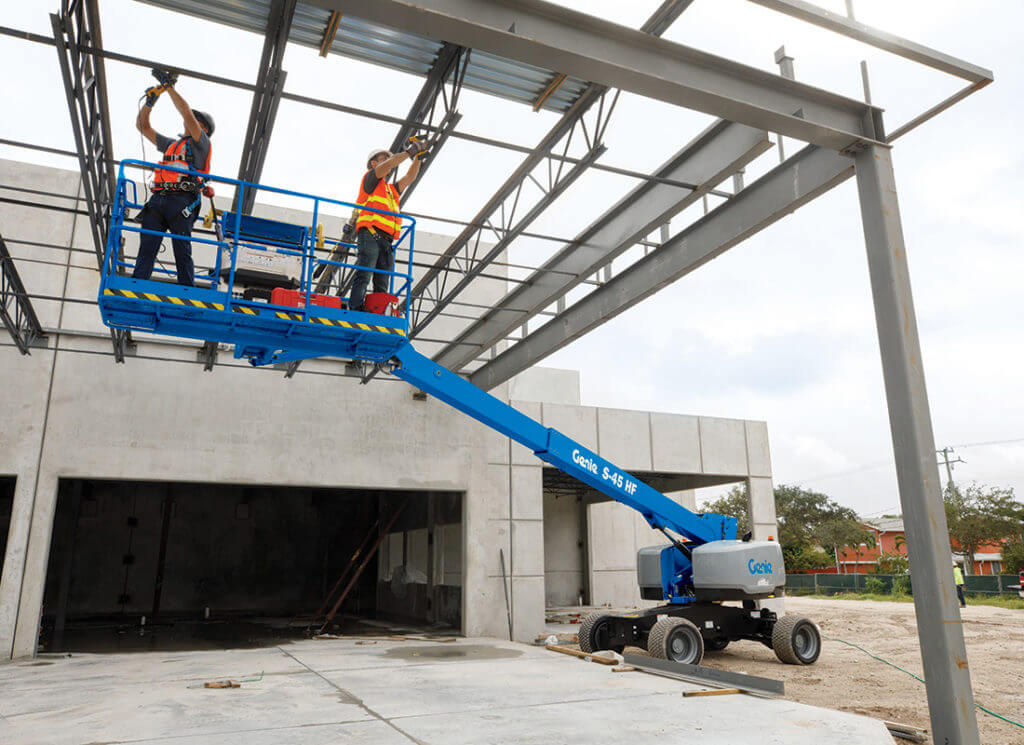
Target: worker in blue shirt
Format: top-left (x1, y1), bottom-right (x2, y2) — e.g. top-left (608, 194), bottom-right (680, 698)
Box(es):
top-left (133, 70), bottom-right (215, 287)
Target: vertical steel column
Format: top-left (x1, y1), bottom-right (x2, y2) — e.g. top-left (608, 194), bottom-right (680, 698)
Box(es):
top-left (855, 143), bottom-right (979, 745)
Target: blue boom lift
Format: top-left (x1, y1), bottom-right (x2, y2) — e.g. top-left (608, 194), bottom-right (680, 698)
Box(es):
top-left (98, 161), bottom-right (821, 665)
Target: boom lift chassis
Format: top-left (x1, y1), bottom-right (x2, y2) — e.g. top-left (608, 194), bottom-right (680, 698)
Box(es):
top-left (97, 162), bottom-right (821, 666)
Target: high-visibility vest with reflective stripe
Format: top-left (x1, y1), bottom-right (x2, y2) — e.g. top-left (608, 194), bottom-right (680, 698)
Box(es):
top-left (154, 136), bottom-right (211, 190)
top-left (356, 171), bottom-right (401, 239)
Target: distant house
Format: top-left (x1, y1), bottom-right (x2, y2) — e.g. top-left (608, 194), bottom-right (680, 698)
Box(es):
top-left (836, 517), bottom-right (1007, 575)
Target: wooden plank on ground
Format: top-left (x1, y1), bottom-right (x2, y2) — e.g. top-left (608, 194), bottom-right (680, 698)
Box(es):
top-left (682, 688), bottom-right (742, 697)
top-left (545, 644), bottom-right (617, 665)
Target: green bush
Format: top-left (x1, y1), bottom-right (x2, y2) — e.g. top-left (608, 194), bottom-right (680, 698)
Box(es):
top-left (864, 577), bottom-right (887, 594)
top-left (893, 575), bottom-right (912, 595)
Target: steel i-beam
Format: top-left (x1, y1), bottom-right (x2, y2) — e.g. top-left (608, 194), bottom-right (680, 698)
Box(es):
top-left (469, 144), bottom-right (854, 390)
top-left (435, 119), bottom-right (772, 371)
top-left (311, 0), bottom-right (885, 151)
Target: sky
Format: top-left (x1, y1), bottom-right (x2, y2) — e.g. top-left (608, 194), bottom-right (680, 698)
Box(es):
top-left (1, 0), bottom-right (1021, 517)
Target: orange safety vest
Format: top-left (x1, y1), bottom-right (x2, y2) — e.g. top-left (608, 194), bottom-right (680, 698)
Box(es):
top-left (356, 171), bottom-right (401, 240)
top-left (153, 136), bottom-right (212, 191)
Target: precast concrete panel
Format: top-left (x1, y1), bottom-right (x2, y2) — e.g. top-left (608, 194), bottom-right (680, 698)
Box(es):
top-left (698, 417), bottom-right (748, 475)
top-left (649, 413), bottom-right (701, 473)
top-left (596, 408), bottom-right (652, 471)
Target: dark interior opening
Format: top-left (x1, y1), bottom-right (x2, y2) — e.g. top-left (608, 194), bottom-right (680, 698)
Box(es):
top-left (0, 476), bottom-right (14, 578)
top-left (40, 479), bottom-right (462, 653)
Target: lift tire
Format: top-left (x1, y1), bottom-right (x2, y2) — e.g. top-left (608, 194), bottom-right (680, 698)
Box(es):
top-left (705, 638), bottom-right (730, 652)
top-left (648, 617), bottom-right (704, 665)
top-left (578, 613), bottom-right (623, 654)
top-left (771, 615), bottom-right (822, 665)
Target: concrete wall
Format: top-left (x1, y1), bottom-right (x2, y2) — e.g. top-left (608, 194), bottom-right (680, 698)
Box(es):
top-left (0, 158), bottom-right (778, 657)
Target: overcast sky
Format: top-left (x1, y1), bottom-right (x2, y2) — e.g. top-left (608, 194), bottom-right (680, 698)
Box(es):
top-left (1, 0), bottom-right (1020, 517)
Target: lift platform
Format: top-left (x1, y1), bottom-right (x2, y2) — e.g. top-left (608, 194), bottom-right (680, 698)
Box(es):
top-left (98, 160), bottom-right (413, 366)
top-left (98, 162), bottom-right (819, 667)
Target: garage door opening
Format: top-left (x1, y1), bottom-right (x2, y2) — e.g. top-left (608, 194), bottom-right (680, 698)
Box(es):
top-left (40, 479), bottom-right (462, 653)
top-left (0, 477), bottom-right (14, 579)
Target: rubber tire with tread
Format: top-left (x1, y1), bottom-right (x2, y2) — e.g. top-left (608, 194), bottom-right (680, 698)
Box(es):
top-left (578, 612), bottom-right (623, 654)
top-left (647, 617), bottom-right (704, 665)
top-left (771, 615), bottom-right (821, 665)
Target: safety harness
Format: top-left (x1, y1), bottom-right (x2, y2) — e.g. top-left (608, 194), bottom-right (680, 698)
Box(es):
top-left (153, 136), bottom-right (212, 193)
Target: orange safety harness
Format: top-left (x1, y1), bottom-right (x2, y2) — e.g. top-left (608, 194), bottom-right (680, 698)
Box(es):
top-left (355, 172), bottom-right (401, 240)
top-left (153, 136), bottom-right (212, 192)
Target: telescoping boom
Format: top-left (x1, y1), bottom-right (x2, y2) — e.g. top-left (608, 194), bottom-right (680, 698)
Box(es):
top-left (95, 161), bottom-right (821, 666)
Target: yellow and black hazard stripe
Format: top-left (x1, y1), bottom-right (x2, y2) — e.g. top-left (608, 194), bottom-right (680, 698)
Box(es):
top-left (103, 288), bottom-right (224, 311)
top-left (104, 287), bottom-right (406, 336)
top-left (234, 304), bottom-right (405, 337)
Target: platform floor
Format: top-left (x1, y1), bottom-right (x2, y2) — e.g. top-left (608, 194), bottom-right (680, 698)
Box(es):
top-left (0, 635), bottom-right (892, 744)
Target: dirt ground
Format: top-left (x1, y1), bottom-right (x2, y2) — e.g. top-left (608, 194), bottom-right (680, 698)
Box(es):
top-left (550, 596), bottom-right (1023, 743)
top-left (700, 597), bottom-right (1024, 745)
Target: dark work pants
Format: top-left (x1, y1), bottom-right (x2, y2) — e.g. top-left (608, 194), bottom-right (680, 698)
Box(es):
top-left (348, 227), bottom-right (394, 311)
top-left (132, 190), bottom-right (201, 286)
top-left (956, 584), bottom-right (966, 607)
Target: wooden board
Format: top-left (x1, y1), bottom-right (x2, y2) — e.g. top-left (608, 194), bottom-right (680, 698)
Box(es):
top-left (545, 644), bottom-right (617, 665)
top-left (682, 688), bottom-right (742, 697)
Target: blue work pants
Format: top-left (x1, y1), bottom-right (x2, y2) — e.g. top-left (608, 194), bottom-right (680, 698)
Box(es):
top-left (132, 190), bottom-right (201, 286)
top-left (348, 227), bottom-right (394, 311)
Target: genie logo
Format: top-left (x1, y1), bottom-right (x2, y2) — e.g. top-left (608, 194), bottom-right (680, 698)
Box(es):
top-left (748, 559), bottom-right (773, 575)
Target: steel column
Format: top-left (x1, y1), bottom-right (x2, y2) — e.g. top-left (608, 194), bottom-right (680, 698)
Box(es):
top-left (311, 0), bottom-right (884, 150)
top-left (469, 145), bottom-right (854, 390)
top-left (854, 143), bottom-right (979, 745)
top-left (0, 232), bottom-right (46, 354)
top-left (434, 120), bottom-right (771, 370)
top-left (235, 0), bottom-right (297, 214)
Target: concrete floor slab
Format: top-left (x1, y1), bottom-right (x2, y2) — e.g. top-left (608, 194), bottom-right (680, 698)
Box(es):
top-left (0, 637), bottom-right (892, 744)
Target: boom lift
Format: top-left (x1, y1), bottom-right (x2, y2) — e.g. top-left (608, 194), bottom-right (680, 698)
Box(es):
top-left (98, 162), bottom-right (821, 666)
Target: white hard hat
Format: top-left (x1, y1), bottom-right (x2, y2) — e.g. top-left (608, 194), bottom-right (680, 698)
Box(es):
top-left (366, 148), bottom-right (390, 168)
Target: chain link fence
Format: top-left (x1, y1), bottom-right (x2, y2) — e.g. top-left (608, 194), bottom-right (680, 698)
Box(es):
top-left (786, 573), bottom-right (1021, 596)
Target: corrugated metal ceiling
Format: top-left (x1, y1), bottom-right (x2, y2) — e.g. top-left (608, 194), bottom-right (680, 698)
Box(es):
top-left (134, 0), bottom-right (589, 112)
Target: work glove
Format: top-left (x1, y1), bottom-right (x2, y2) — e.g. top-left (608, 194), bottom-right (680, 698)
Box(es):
top-left (143, 84), bottom-right (165, 108)
top-left (404, 136), bottom-right (429, 159)
top-left (151, 67), bottom-right (179, 88)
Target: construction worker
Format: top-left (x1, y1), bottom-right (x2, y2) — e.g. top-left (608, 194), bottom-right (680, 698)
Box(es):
top-left (133, 70), bottom-right (214, 287)
top-left (348, 140), bottom-right (426, 312)
top-left (953, 560), bottom-right (966, 607)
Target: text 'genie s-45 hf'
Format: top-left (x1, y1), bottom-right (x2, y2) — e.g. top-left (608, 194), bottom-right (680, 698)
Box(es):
top-left (98, 162), bottom-right (821, 666)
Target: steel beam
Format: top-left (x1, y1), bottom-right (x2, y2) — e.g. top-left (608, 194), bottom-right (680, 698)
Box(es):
top-left (0, 232), bottom-right (45, 355)
top-left (405, 0), bottom-right (697, 343)
top-left (50, 3), bottom-right (132, 362)
top-left (235, 0), bottom-right (296, 214)
top-left (312, 0), bottom-right (884, 151)
top-left (854, 143), bottom-right (979, 745)
top-left (387, 42), bottom-right (467, 203)
top-left (435, 119), bottom-right (772, 371)
top-left (745, 0), bottom-right (993, 83)
top-left (469, 144), bottom-right (854, 390)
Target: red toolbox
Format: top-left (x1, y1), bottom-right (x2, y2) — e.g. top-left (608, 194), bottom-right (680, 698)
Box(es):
top-left (364, 292), bottom-right (403, 316)
top-left (271, 287), bottom-right (342, 310)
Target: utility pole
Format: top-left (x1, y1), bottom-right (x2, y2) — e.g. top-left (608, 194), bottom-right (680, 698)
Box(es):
top-left (937, 447), bottom-right (965, 492)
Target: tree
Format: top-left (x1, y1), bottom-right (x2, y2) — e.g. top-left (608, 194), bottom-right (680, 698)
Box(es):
top-left (702, 484), bottom-right (873, 569)
top-left (944, 483), bottom-right (1022, 575)
top-left (1002, 538), bottom-right (1024, 574)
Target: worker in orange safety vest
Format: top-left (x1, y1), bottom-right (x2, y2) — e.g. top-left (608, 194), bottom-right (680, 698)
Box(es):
top-left (133, 69), bottom-right (214, 287)
top-left (348, 139), bottom-right (426, 312)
